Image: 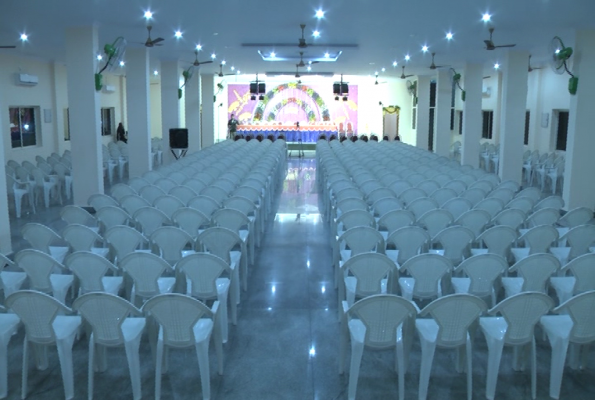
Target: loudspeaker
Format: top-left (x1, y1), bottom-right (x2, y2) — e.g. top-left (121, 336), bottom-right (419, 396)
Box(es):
top-left (169, 128), bottom-right (188, 149)
top-left (341, 83), bottom-right (349, 95)
top-left (250, 83), bottom-right (257, 94)
top-left (333, 83), bottom-right (340, 94)
top-left (258, 83), bottom-right (266, 94)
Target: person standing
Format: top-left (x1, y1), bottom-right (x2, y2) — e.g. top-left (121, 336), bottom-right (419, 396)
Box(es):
top-left (117, 122), bottom-right (127, 143)
top-left (227, 113), bottom-right (239, 139)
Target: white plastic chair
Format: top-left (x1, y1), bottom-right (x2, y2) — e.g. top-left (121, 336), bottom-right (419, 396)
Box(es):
top-left (492, 208), bottom-right (526, 230)
top-left (452, 254), bottom-right (508, 307)
top-left (139, 185), bottom-right (167, 205)
top-left (110, 183), bottom-right (137, 203)
top-left (429, 187), bottom-right (457, 207)
top-left (103, 225), bottom-right (149, 264)
top-left (471, 225), bottom-right (518, 262)
top-left (416, 294), bottom-right (488, 400)
top-left (525, 207), bottom-right (560, 228)
top-left (417, 209), bottom-right (455, 242)
top-left (398, 254), bottom-right (452, 302)
top-left (431, 226), bottom-right (475, 266)
top-left (480, 292), bottom-right (554, 400)
top-left (557, 207), bottom-right (593, 228)
top-left (534, 195), bottom-right (564, 211)
top-left (6, 290), bottom-right (82, 400)
top-left (64, 251), bottom-right (123, 296)
top-left (442, 197), bottom-right (473, 220)
top-left (339, 294), bottom-right (418, 400)
top-left (169, 186), bottom-right (198, 205)
top-left (501, 253), bottom-right (560, 298)
top-left (342, 252), bottom-right (398, 308)
top-left (14, 249), bottom-right (74, 304)
top-left (336, 227), bottom-right (385, 287)
top-left (60, 205), bottom-right (98, 231)
top-left (61, 224), bottom-right (109, 258)
top-left (153, 195), bottom-right (185, 219)
top-left (540, 291), bottom-right (595, 399)
top-left (96, 206), bottom-right (132, 234)
top-left (550, 224), bottom-right (595, 264)
top-left (150, 226), bottom-right (195, 267)
top-left (386, 226), bottom-right (430, 267)
top-left (72, 292), bottom-right (145, 400)
top-left (0, 305), bottom-right (20, 398)
top-left (188, 195), bottom-right (221, 218)
top-left (399, 187), bottom-right (427, 205)
top-left (31, 168), bottom-right (60, 208)
top-left (474, 197), bottom-right (505, 219)
top-left (550, 253), bottom-right (595, 304)
top-left (406, 198), bottom-right (439, 220)
top-left (0, 253), bottom-right (27, 299)
top-left (461, 187), bottom-right (487, 206)
top-left (377, 209), bottom-right (415, 236)
top-left (505, 196), bottom-right (535, 214)
top-left (120, 195), bottom-right (151, 217)
top-left (154, 178), bottom-right (178, 194)
top-left (142, 294), bottom-right (223, 400)
top-left (511, 224), bottom-right (559, 263)
top-left (176, 253), bottom-right (233, 342)
top-left (171, 207), bottom-right (211, 240)
top-left (6, 174), bottom-right (35, 218)
top-left (21, 223), bottom-right (69, 264)
top-left (454, 209), bottom-right (491, 239)
top-left (119, 252), bottom-right (176, 306)
top-left (88, 193), bottom-right (119, 211)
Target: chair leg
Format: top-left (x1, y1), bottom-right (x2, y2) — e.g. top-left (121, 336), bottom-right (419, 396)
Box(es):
top-left (195, 339), bottom-right (212, 400)
top-left (418, 338), bottom-right (436, 400)
top-left (466, 338), bottom-right (473, 400)
top-left (88, 336), bottom-right (95, 400)
top-left (124, 338), bottom-right (142, 400)
top-left (548, 335), bottom-right (569, 399)
top-left (56, 336), bottom-right (76, 400)
top-left (485, 338), bottom-right (505, 400)
top-left (396, 338), bottom-right (406, 400)
top-left (348, 338), bottom-right (365, 400)
top-left (155, 340), bottom-right (164, 400)
top-left (21, 338), bottom-right (28, 400)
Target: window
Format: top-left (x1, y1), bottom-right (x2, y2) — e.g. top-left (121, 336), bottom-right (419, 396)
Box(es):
top-left (64, 108), bottom-right (70, 141)
top-left (412, 107), bottom-right (417, 130)
top-left (556, 111), bottom-right (569, 151)
top-left (482, 110), bottom-right (494, 139)
top-left (9, 107), bottom-right (38, 148)
top-left (524, 111), bottom-right (530, 145)
top-left (458, 111), bottom-right (464, 135)
top-left (428, 81), bottom-right (436, 151)
top-left (100, 107), bottom-right (115, 137)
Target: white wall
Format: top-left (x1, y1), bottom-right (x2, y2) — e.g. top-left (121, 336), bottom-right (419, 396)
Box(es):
top-left (149, 81), bottom-right (162, 138)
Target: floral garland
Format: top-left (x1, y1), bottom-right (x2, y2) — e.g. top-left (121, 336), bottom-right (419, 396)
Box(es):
top-left (253, 82), bottom-right (330, 122)
top-left (266, 97), bottom-right (317, 122)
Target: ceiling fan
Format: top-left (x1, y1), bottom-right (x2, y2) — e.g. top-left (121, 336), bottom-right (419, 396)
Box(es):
top-left (142, 25), bottom-right (164, 48)
top-left (188, 49), bottom-right (213, 67)
top-left (428, 53), bottom-right (449, 70)
top-left (0, 44), bottom-right (16, 49)
top-left (374, 73), bottom-right (386, 85)
top-left (241, 24), bottom-right (358, 49)
top-left (400, 65), bottom-right (414, 79)
top-left (528, 55), bottom-right (542, 72)
top-left (217, 63), bottom-right (234, 77)
top-left (297, 52), bottom-right (319, 67)
top-left (484, 27), bottom-right (516, 50)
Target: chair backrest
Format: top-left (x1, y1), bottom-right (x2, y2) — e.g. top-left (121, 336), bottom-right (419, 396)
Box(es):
top-left (104, 225), bottom-right (147, 261)
top-left (443, 180), bottom-right (467, 195)
top-left (60, 205), bottom-right (96, 226)
top-left (515, 187), bottom-right (542, 204)
top-left (188, 195), bottom-right (221, 217)
top-left (139, 185), bottom-right (167, 205)
top-left (153, 195), bottom-right (185, 219)
top-left (119, 252), bottom-right (173, 297)
top-left (509, 253), bottom-right (560, 292)
top-left (133, 207), bottom-right (170, 237)
top-left (430, 187), bottom-right (458, 207)
top-left (534, 195), bottom-right (564, 211)
top-left (176, 253), bottom-right (231, 300)
top-left (377, 209), bottom-right (415, 233)
top-left (346, 294), bottom-right (418, 349)
top-left (492, 208), bottom-right (526, 230)
top-left (419, 294), bottom-right (488, 346)
top-left (5, 290), bottom-right (71, 344)
top-left (366, 188), bottom-right (396, 206)
top-left (128, 177), bottom-right (150, 193)
top-left (212, 208), bottom-right (250, 234)
top-left (110, 183), bottom-right (137, 202)
top-left (461, 188), bottom-right (487, 206)
top-left (455, 254), bottom-right (508, 297)
top-left (553, 291), bottom-right (595, 343)
top-left (477, 225), bottom-right (518, 259)
top-left (337, 198), bottom-right (368, 215)
top-left (417, 180), bottom-right (441, 196)
top-left (468, 180), bottom-right (493, 193)
top-left (62, 224), bottom-right (103, 252)
top-left (343, 253), bottom-right (397, 298)
top-left (142, 293), bottom-right (214, 347)
top-left (172, 207), bottom-right (211, 238)
top-left (120, 195), bottom-right (151, 216)
top-left (96, 206), bottom-right (131, 232)
top-left (558, 207), bottom-right (593, 228)
top-left (373, 197), bottom-right (403, 216)
top-left (88, 193), bottom-right (120, 210)
top-left (454, 209), bottom-right (491, 238)
top-left (201, 186), bottom-right (229, 204)
top-left (336, 209), bottom-right (376, 232)
top-left (519, 225), bottom-right (559, 254)
top-left (417, 209), bottom-right (454, 239)
top-left (142, 171), bottom-right (164, 184)
top-left (387, 226), bottom-right (430, 265)
top-left (488, 292), bottom-right (554, 344)
top-left (526, 208), bottom-right (560, 228)
top-left (487, 188), bottom-right (515, 204)
top-left (64, 251), bottom-right (118, 293)
top-left (399, 187), bottom-right (427, 205)
top-left (388, 180), bottom-right (412, 196)
top-left (150, 226), bottom-right (194, 264)
top-left (562, 253), bottom-right (595, 294)
top-left (169, 186), bottom-right (198, 205)
top-left (155, 178), bottom-right (178, 194)
top-left (442, 197), bottom-right (473, 220)
top-left (73, 292), bottom-right (142, 346)
top-left (474, 197), bottom-right (505, 218)
top-left (400, 254), bottom-right (452, 299)
top-left (338, 226), bottom-right (385, 256)
top-left (197, 227), bottom-right (242, 265)
top-left (224, 196), bottom-right (256, 216)
top-left (21, 223), bottom-right (61, 254)
top-left (15, 249), bottom-right (67, 293)
top-left (564, 225), bottom-right (595, 260)
top-left (433, 226), bottom-right (475, 265)
top-left (183, 179), bottom-right (207, 195)
top-left (406, 197), bottom-right (439, 220)
top-left (505, 196), bottom-right (535, 214)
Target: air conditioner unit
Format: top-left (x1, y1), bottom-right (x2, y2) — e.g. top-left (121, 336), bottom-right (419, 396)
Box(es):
top-left (102, 85), bottom-right (116, 93)
top-left (482, 85), bottom-right (492, 98)
top-left (15, 73), bottom-right (39, 86)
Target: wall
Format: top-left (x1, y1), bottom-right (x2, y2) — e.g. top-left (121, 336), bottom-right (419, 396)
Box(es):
top-left (149, 81), bottom-right (162, 138)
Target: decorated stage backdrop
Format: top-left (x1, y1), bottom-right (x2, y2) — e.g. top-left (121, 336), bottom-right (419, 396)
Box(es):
top-left (227, 82), bottom-right (358, 135)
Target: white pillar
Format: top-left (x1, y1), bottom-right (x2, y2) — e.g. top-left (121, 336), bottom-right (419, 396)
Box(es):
top-left (126, 47), bottom-right (152, 177)
top-left (434, 69), bottom-right (452, 157)
top-left (185, 71), bottom-right (201, 153)
top-left (498, 50), bottom-right (529, 182)
top-left (201, 74), bottom-right (215, 148)
top-left (416, 76), bottom-right (431, 150)
top-left (65, 26), bottom-right (103, 204)
top-left (160, 60), bottom-right (181, 166)
top-left (0, 94), bottom-right (11, 254)
top-left (563, 30), bottom-right (595, 210)
top-left (461, 63), bottom-right (484, 168)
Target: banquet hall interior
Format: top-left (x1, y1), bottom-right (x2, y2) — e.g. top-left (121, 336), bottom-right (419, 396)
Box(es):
top-left (1, 0), bottom-right (595, 399)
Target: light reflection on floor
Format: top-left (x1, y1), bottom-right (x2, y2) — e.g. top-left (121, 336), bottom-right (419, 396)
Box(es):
top-left (276, 156), bottom-right (320, 222)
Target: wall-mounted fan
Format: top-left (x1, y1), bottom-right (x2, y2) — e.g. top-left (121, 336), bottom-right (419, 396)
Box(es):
top-left (178, 66), bottom-right (194, 99)
top-left (241, 24), bottom-right (358, 49)
top-left (428, 53), bottom-right (449, 70)
top-left (528, 55), bottom-right (542, 73)
top-left (449, 68), bottom-right (466, 101)
top-left (95, 37), bottom-right (126, 91)
top-left (214, 81), bottom-right (225, 103)
top-left (400, 65), bottom-right (413, 79)
top-left (484, 27), bottom-right (516, 50)
top-left (549, 36), bottom-right (578, 95)
top-left (406, 80), bottom-right (417, 97)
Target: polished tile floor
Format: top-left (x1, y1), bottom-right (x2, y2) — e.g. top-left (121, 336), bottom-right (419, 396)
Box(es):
top-left (4, 153), bottom-right (595, 399)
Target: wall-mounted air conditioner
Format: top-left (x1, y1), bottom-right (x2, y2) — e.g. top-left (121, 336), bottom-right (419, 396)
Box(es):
top-left (482, 85), bottom-right (491, 98)
top-left (15, 73), bottom-right (39, 86)
top-left (102, 85), bottom-right (116, 93)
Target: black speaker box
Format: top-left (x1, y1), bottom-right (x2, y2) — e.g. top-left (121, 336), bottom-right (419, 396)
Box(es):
top-left (333, 83), bottom-right (340, 94)
top-left (341, 83), bottom-right (349, 95)
top-left (169, 128), bottom-right (188, 149)
top-left (250, 83), bottom-right (258, 94)
top-left (258, 83), bottom-right (266, 94)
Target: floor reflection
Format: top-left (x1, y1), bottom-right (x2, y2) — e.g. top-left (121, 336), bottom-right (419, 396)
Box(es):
top-left (278, 157), bottom-right (319, 218)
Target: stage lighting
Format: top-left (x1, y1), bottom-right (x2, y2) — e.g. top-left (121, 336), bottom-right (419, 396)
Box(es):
top-left (342, 96), bottom-right (348, 101)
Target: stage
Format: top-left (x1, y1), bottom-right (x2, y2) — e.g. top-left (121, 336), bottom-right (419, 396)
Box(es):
top-left (236, 124), bottom-right (337, 143)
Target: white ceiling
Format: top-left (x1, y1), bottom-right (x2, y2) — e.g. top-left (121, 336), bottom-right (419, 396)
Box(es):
top-left (1, 0), bottom-right (594, 79)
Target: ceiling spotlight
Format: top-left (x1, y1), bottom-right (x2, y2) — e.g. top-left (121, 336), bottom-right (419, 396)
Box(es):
top-left (153, 70), bottom-right (159, 76)
top-left (20, 33), bottom-right (28, 41)
top-left (381, 67), bottom-right (386, 72)
top-left (237, 70), bottom-right (241, 74)
top-left (144, 10), bottom-right (153, 19)
top-left (96, 54), bottom-right (103, 61)
top-left (555, 49), bottom-right (560, 54)
top-left (211, 53), bottom-right (216, 59)
top-left (422, 45), bottom-right (429, 53)
top-left (270, 51), bottom-right (276, 58)
top-left (231, 66), bottom-right (235, 71)
top-left (313, 30), bottom-right (320, 38)
top-left (405, 54), bottom-right (411, 61)
top-left (446, 32), bottom-right (453, 40)
top-left (375, 71), bottom-right (378, 76)
top-left (222, 60), bottom-right (227, 66)
top-left (315, 9), bottom-right (325, 19)
top-left (392, 61), bottom-right (398, 67)
top-left (482, 13), bottom-right (491, 22)
top-left (494, 63), bottom-right (500, 69)
top-left (324, 52), bottom-right (330, 58)
top-left (174, 30), bottom-right (182, 39)
top-left (307, 66), bottom-right (311, 71)
top-left (119, 61), bottom-right (125, 67)
top-left (196, 44), bottom-right (202, 51)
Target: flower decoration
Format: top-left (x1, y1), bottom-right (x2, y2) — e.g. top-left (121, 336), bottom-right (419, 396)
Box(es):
top-left (253, 83), bottom-right (330, 121)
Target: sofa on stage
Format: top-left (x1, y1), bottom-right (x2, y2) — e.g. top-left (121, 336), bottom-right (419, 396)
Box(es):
top-left (236, 122), bottom-right (338, 142)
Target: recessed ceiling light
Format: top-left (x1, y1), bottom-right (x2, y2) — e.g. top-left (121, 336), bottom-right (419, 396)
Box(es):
top-left (174, 30), bottom-right (182, 39)
top-left (153, 70), bottom-right (158, 76)
top-left (222, 60), bottom-right (226, 65)
top-left (213, 32), bottom-right (218, 36)
top-left (375, 71), bottom-right (378, 76)
top-left (482, 13), bottom-right (491, 22)
top-left (307, 66), bottom-right (312, 71)
top-left (422, 45), bottom-right (429, 53)
top-left (494, 63), bottom-right (500, 69)
top-left (96, 54), bottom-right (103, 61)
top-left (211, 53), bottom-right (216, 59)
top-left (324, 52), bottom-right (330, 58)
top-left (196, 44), bottom-right (202, 51)
top-left (237, 70), bottom-right (240, 74)
top-left (381, 67), bottom-right (385, 72)
top-left (313, 30), bottom-right (320, 38)
top-left (315, 9), bottom-right (324, 19)
top-left (231, 66), bottom-right (235, 71)
top-left (308, 60), bottom-right (312, 65)
top-left (144, 10), bottom-right (153, 19)
top-left (393, 61), bottom-right (398, 67)
top-left (270, 51), bottom-right (276, 58)
top-left (20, 33), bottom-right (28, 41)
top-left (405, 54), bottom-right (411, 61)
top-left (446, 32), bottom-right (453, 40)
top-left (119, 61), bottom-right (125, 67)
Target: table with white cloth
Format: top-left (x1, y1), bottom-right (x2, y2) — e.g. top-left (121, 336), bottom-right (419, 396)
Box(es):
top-left (236, 124), bottom-right (338, 142)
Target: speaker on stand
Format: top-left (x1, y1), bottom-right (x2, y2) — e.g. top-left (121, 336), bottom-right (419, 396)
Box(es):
top-left (169, 128), bottom-right (189, 160)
